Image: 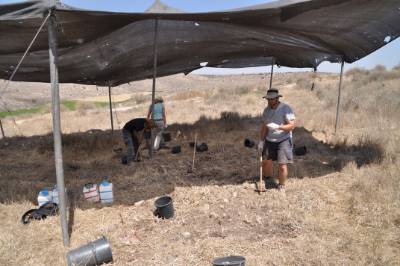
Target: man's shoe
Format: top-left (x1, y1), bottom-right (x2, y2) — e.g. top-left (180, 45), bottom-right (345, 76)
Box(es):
top-left (277, 184), bottom-right (286, 190)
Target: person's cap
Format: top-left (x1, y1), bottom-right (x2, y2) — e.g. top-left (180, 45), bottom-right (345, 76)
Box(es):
top-left (262, 88), bottom-right (282, 99)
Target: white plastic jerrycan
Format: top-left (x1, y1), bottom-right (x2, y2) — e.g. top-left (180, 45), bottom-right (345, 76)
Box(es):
top-left (37, 188), bottom-right (53, 207)
top-left (99, 180), bottom-right (113, 204)
top-left (83, 183), bottom-right (100, 202)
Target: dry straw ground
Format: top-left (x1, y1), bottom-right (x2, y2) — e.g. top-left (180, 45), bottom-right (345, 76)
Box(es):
top-left (0, 67), bottom-right (399, 265)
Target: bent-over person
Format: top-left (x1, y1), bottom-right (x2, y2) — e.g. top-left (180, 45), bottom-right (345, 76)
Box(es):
top-left (122, 118), bottom-right (153, 164)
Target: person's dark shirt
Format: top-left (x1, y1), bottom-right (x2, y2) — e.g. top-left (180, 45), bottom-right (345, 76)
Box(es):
top-left (123, 118), bottom-right (146, 133)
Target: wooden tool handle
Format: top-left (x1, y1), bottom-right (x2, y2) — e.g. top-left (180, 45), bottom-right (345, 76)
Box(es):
top-left (259, 155), bottom-right (263, 183)
top-left (192, 133), bottom-right (197, 171)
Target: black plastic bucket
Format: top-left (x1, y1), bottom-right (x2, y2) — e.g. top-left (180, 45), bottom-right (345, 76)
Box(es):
top-left (196, 142), bottom-right (208, 152)
top-left (66, 236), bottom-right (113, 266)
top-left (154, 196), bottom-right (174, 219)
top-left (171, 145), bottom-right (181, 154)
top-left (212, 256), bottom-right (245, 266)
top-left (163, 132), bottom-right (171, 142)
top-left (294, 145), bottom-right (307, 156)
top-left (244, 138), bottom-right (255, 148)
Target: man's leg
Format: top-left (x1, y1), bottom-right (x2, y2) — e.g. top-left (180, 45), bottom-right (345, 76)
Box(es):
top-left (122, 129), bottom-right (134, 163)
top-left (153, 120), bottom-right (164, 150)
top-left (277, 138), bottom-right (293, 187)
top-left (262, 160), bottom-right (273, 178)
top-left (159, 122), bottom-right (165, 147)
top-left (278, 164), bottom-right (288, 186)
top-left (132, 133), bottom-right (139, 161)
top-left (144, 131), bottom-right (152, 158)
top-left (262, 140), bottom-right (277, 179)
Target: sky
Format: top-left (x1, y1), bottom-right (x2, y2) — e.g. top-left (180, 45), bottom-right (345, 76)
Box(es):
top-left (0, 0), bottom-right (399, 74)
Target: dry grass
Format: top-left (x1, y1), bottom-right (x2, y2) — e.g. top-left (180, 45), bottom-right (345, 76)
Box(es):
top-left (0, 69), bottom-right (399, 265)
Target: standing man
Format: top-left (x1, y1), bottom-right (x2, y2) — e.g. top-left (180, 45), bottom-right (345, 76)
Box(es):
top-left (258, 88), bottom-right (295, 190)
top-left (122, 118), bottom-right (153, 165)
top-left (147, 96), bottom-right (167, 151)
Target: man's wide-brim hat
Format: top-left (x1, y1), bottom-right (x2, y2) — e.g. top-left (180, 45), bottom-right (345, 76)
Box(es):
top-left (263, 88), bottom-right (282, 99)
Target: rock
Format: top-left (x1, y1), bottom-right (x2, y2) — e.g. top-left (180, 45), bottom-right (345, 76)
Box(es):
top-left (135, 200), bottom-right (144, 207)
top-left (182, 232), bottom-right (191, 239)
top-left (209, 212), bottom-right (219, 219)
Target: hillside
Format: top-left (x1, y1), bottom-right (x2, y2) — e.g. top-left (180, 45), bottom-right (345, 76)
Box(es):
top-left (0, 67), bottom-right (399, 265)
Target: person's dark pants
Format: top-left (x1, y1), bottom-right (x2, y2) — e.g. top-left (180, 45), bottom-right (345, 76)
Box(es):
top-left (123, 129), bottom-right (152, 163)
top-left (122, 129), bottom-right (137, 163)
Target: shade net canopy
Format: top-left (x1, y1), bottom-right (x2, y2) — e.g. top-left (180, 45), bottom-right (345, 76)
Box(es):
top-left (0, 0), bottom-right (399, 86)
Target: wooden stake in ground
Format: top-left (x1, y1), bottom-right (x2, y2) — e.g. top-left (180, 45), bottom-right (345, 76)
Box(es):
top-left (0, 119), bottom-right (5, 138)
top-left (256, 154), bottom-right (266, 193)
top-left (188, 133), bottom-right (197, 173)
top-left (192, 133), bottom-right (197, 171)
top-left (134, 130), bottom-right (145, 161)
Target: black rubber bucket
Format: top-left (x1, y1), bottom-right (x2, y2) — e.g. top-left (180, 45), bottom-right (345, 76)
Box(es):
top-left (163, 132), bottom-right (171, 142)
top-left (154, 196), bottom-right (174, 219)
top-left (171, 145), bottom-right (181, 154)
top-left (212, 256), bottom-right (245, 266)
top-left (294, 145), bottom-right (307, 156)
top-left (121, 155), bottom-right (128, 165)
top-left (66, 236), bottom-right (113, 266)
top-left (244, 138), bottom-right (255, 148)
top-left (196, 142), bottom-right (208, 152)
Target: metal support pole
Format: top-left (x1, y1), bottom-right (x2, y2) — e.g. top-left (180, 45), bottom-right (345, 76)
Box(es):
top-left (0, 119), bottom-right (5, 138)
top-left (335, 60), bottom-right (345, 133)
top-left (48, 12), bottom-right (69, 247)
top-left (269, 58), bottom-right (275, 90)
top-left (151, 18), bottom-right (159, 106)
top-left (108, 86), bottom-right (114, 132)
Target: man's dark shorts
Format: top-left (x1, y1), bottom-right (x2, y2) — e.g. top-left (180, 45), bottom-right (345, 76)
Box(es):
top-left (262, 138), bottom-right (293, 164)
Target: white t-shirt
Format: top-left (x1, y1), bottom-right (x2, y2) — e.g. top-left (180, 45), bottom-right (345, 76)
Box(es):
top-left (262, 102), bottom-right (295, 142)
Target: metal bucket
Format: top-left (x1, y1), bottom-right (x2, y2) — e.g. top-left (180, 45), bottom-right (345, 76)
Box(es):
top-left (66, 236), bottom-right (113, 266)
top-left (212, 255), bottom-right (245, 266)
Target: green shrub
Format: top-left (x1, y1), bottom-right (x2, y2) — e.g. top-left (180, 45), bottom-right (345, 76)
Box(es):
top-left (0, 106), bottom-right (42, 118)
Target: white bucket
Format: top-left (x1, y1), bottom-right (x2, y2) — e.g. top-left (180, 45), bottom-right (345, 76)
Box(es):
top-left (83, 183), bottom-right (100, 202)
top-left (153, 135), bottom-right (161, 150)
top-left (37, 188), bottom-right (52, 207)
top-left (99, 180), bottom-right (113, 204)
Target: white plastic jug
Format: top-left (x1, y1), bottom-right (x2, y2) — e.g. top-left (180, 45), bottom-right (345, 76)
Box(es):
top-left (99, 180), bottom-right (113, 204)
top-left (37, 188), bottom-right (53, 207)
top-left (83, 183), bottom-right (100, 202)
